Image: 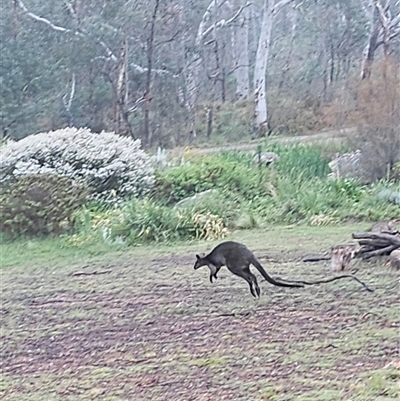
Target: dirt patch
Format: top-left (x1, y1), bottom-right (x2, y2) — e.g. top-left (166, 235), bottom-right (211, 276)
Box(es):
top-left (1, 246), bottom-right (399, 400)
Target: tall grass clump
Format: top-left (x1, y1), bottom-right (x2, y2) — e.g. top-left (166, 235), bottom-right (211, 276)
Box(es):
top-left (69, 198), bottom-right (229, 246)
top-left (265, 143), bottom-right (331, 180)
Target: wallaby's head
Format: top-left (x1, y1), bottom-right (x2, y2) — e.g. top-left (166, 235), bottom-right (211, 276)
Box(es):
top-left (194, 253), bottom-right (208, 269)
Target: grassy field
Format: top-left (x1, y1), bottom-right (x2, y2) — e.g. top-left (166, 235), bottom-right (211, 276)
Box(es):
top-left (1, 224), bottom-right (399, 401)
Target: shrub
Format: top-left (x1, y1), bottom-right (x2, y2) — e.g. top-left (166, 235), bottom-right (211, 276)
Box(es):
top-left (251, 175), bottom-right (399, 224)
top-left (69, 199), bottom-right (228, 246)
top-left (112, 199), bottom-right (193, 243)
top-left (0, 127), bottom-right (154, 202)
top-left (342, 57), bottom-right (400, 182)
top-left (174, 189), bottom-right (240, 225)
top-left (109, 199), bottom-right (228, 244)
top-left (0, 174), bottom-right (88, 238)
top-left (153, 154), bottom-right (271, 204)
top-left (267, 91), bottom-right (324, 135)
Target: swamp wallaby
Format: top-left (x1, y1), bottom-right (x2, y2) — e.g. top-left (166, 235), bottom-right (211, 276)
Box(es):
top-left (194, 241), bottom-right (373, 297)
top-left (194, 241), bottom-right (304, 298)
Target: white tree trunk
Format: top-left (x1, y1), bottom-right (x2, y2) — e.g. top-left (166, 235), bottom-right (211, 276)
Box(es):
top-left (253, 0), bottom-right (274, 134)
top-left (232, 3), bottom-right (249, 100)
top-left (360, 0), bottom-right (400, 79)
top-left (186, 0), bottom-right (217, 123)
top-left (253, 0), bottom-right (294, 135)
top-left (185, 1), bottom-right (248, 137)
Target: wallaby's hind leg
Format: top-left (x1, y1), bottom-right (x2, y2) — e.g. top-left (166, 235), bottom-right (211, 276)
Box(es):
top-left (229, 266), bottom-right (259, 298)
top-left (248, 270), bottom-right (261, 297)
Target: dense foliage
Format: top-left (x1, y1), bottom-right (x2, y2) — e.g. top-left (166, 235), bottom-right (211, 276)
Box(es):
top-left (69, 199), bottom-right (228, 246)
top-left (0, 174), bottom-right (88, 238)
top-left (2, 1), bottom-right (399, 145)
top-left (0, 127), bottom-right (154, 202)
top-left (1, 142), bottom-right (398, 244)
top-left (154, 155), bottom-right (271, 205)
top-left (154, 145), bottom-right (400, 226)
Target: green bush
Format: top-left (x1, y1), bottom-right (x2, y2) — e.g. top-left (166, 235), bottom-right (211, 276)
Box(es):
top-left (0, 174), bottom-right (88, 238)
top-left (153, 154), bottom-right (271, 205)
top-left (65, 196), bottom-right (230, 247)
top-left (112, 199), bottom-right (194, 243)
top-left (92, 198), bottom-right (229, 245)
top-left (251, 176), bottom-right (399, 224)
top-left (174, 189), bottom-right (239, 224)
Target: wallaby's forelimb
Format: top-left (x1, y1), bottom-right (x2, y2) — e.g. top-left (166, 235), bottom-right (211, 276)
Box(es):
top-left (275, 275), bottom-right (374, 292)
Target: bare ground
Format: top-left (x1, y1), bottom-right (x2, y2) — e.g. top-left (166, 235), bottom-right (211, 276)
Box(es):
top-left (1, 231), bottom-right (399, 401)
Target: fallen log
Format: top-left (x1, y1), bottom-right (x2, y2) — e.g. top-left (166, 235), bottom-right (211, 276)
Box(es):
top-left (352, 231), bottom-right (400, 260)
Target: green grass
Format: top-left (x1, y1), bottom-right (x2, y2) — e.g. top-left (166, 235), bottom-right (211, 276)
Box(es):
top-left (0, 236), bottom-right (126, 269)
top-left (1, 223), bottom-right (370, 269)
top-left (1, 224), bottom-right (399, 400)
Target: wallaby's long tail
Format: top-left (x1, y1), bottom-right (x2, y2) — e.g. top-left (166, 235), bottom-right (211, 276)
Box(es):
top-left (275, 275), bottom-right (374, 292)
top-left (252, 258), bottom-right (304, 288)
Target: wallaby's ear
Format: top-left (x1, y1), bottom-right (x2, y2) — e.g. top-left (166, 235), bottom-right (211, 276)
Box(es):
top-left (196, 254), bottom-right (201, 260)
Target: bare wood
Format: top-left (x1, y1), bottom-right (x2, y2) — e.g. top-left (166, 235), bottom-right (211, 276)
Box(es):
top-left (352, 230), bottom-right (400, 260)
top-left (352, 232), bottom-right (400, 245)
top-left (358, 239), bottom-right (393, 247)
top-left (362, 244), bottom-right (398, 260)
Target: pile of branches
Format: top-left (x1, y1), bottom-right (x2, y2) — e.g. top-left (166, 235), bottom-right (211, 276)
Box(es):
top-left (352, 231), bottom-right (400, 260)
top-left (303, 221), bottom-right (400, 270)
top-left (352, 224), bottom-right (400, 270)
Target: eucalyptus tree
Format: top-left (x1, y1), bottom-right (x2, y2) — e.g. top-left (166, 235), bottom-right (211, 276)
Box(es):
top-left (360, 0), bottom-right (400, 79)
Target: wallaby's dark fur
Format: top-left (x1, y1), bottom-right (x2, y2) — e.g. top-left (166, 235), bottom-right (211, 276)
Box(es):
top-left (194, 241), bottom-right (374, 297)
top-left (194, 241), bottom-right (304, 298)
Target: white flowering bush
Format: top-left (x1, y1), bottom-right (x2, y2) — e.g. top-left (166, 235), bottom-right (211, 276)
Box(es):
top-left (0, 127), bottom-right (154, 201)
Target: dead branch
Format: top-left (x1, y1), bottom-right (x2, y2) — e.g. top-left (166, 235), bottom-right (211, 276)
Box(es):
top-left (70, 270), bottom-right (112, 277)
top-left (275, 274), bottom-right (374, 292)
top-left (16, 0), bottom-right (118, 61)
top-left (352, 232), bottom-right (400, 245)
top-left (302, 255), bottom-right (331, 262)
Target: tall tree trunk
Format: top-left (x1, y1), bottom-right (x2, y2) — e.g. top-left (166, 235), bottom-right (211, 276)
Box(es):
top-left (360, 0), bottom-right (379, 79)
top-left (361, 24), bottom-right (380, 79)
top-left (253, 0), bottom-right (294, 136)
top-left (232, 2), bottom-right (249, 100)
top-left (185, 0), bottom-right (220, 140)
top-left (253, 0), bottom-right (273, 136)
top-left (143, 0), bottom-right (160, 147)
top-left (185, 1), bottom-right (246, 139)
top-left (115, 39), bottom-right (127, 134)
